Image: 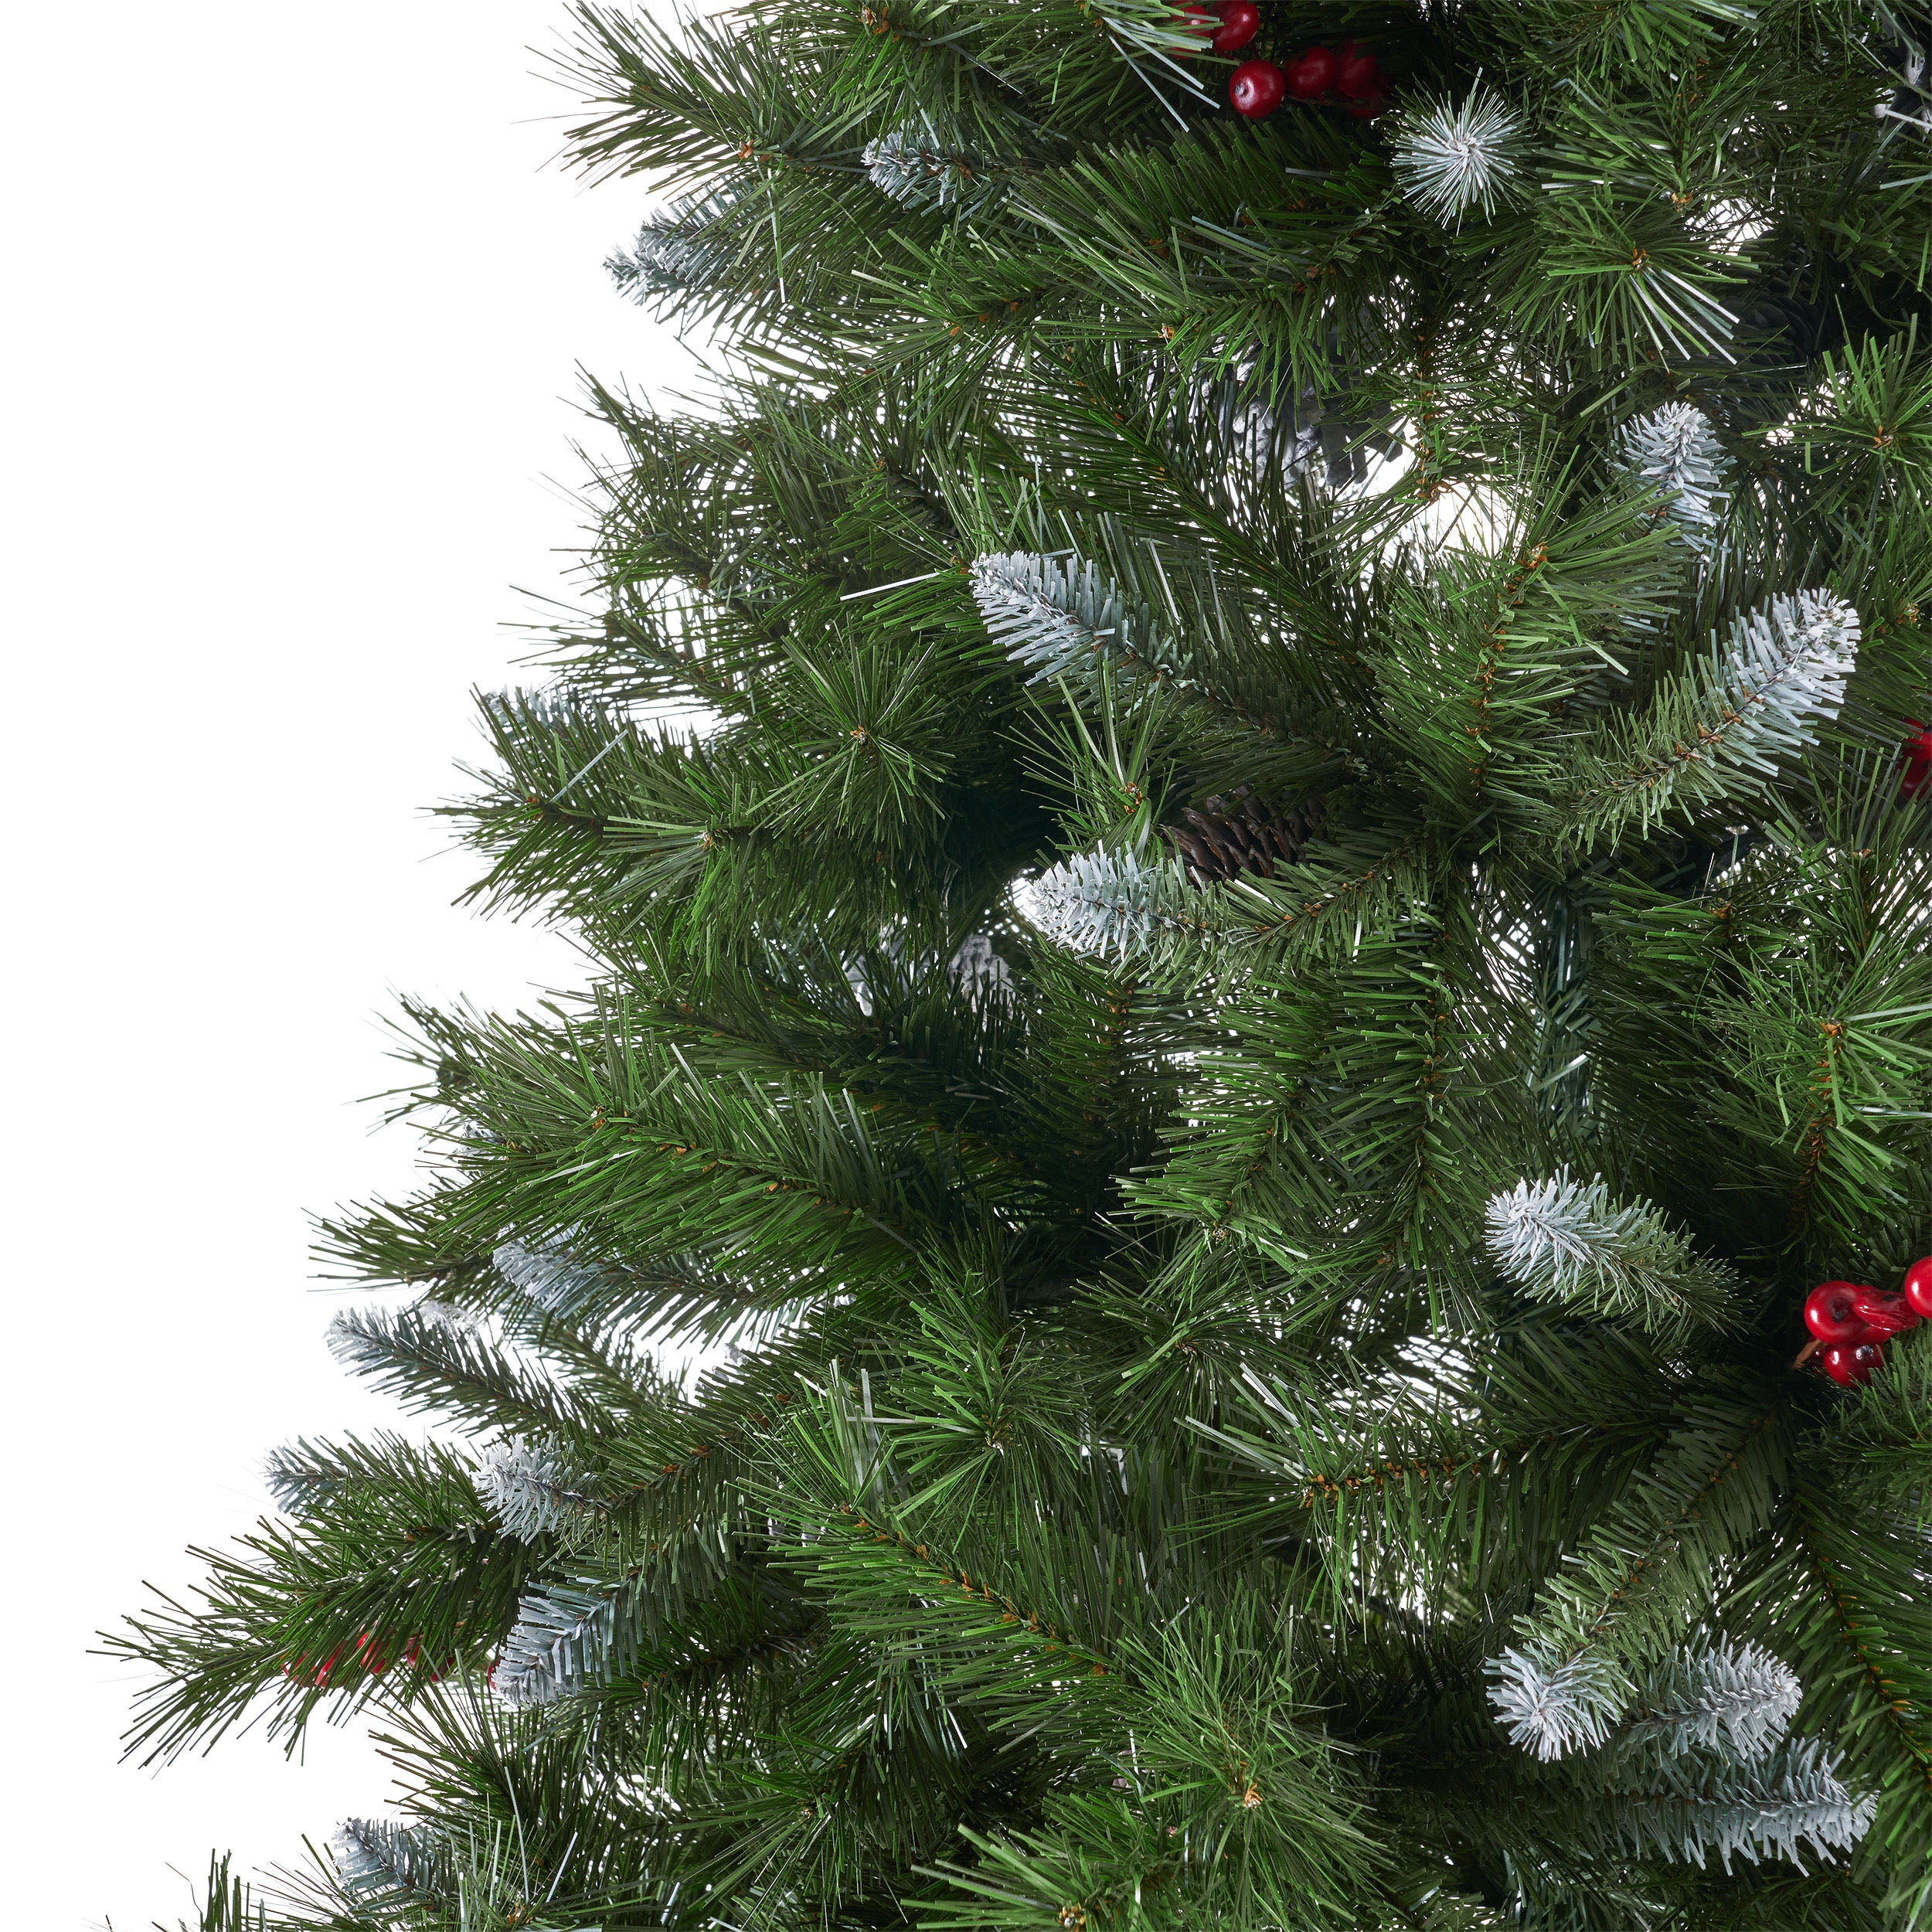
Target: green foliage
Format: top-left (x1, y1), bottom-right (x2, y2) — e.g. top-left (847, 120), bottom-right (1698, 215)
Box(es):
top-left (111, 1445), bottom-right (543, 1764)
top-left (153, 1854), bottom-right (265, 1932)
top-left (115, 0), bottom-right (1932, 1925)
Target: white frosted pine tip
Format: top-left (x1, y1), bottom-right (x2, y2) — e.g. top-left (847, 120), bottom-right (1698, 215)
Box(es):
top-left (1629, 1640), bottom-right (1801, 1763)
top-left (1711, 590), bottom-right (1860, 767)
top-left (1622, 1736), bottom-right (1876, 1873)
top-left (1617, 403), bottom-right (1730, 549)
top-left (333, 1819), bottom-right (408, 1886)
top-left (970, 551), bottom-right (1124, 682)
top-left (1485, 1168), bottom-right (1615, 1296)
top-left (492, 1230), bottom-right (605, 1316)
top-left (1586, 588), bottom-right (1863, 836)
top-left (489, 1648), bottom-right (566, 1710)
top-left (616, 226), bottom-right (702, 286)
top-left (264, 1445), bottom-right (318, 1515)
top-left (477, 1438), bottom-right (600, 1542)
top-left (1485, 1168), bottom-right (1740, 1335)
top-left (605, 189), bottom-right (735, 298)
top-left (325, 1308), bottom-right (371, 1367)
top-left (330, 1818), bottom-right (431, 1890)
top-left (1021, 846), bottom-right (1202, 959)
top-left (1718, 1739), bottom-right (1875, 1872)
top-left (1392, 83), bottom-right (1529, 226)
top-left (862, 129), bottom-right (997, 213)
top-left (489, 1582), bottom-right (618, 1708)
top-left (330, 1821), bottom-right (385, 1883)
top-left (1488, 1644), bottom-right (1625, 1760)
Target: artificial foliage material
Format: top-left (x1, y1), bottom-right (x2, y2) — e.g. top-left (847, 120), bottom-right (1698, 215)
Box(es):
top-left (107, 0), bottom-right (1932, 1927)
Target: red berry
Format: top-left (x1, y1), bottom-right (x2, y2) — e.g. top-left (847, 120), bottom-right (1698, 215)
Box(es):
top-left (1903, 1256), bottom-right (1932, 1319)
top-left (1229, 58), bottom-right (1287, 117)
top-left (1902, 721), bottom-right (1932, 798)
top-left (1804, 1280), bottom-right (1870, 1343)
top-left (1343, 89), bottom-right (1389, 120)
top-left (1284, 46), bottom-right (1336, 100)
top-left (1209, 1), bottom-right (1259, 52)
top-left (1821, 1339), bottom-right (1883, 1387)
top-left (1852, 1285), bottom-right (1920, 1338)
top-left (1333, 41), bottom-right (1379, 97)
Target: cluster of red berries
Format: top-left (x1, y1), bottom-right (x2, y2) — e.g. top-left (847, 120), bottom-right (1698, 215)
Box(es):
top-left (283, 1631), bottom-right (451, 1687)
top-left (1175, 7), bottom-right (1387, 121)
top-left (1802, 1260), bottom-right (1932, 1386)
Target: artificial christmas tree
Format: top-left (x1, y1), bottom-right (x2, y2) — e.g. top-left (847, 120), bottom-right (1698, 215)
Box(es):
top-left (110, 0), bottom-right (1932, 1926)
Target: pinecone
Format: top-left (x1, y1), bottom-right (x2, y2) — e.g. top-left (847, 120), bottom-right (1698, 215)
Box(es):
top-left (1165, 787), bottom-right (1325, 886)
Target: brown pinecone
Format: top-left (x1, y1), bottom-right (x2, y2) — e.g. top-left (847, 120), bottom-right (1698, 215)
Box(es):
top-left (1165, 786), bottom-right (1325, 886)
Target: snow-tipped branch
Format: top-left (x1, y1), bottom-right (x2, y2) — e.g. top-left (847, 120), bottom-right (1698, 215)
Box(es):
top-left (492, 1577), bottom-right (634, 1708)
top-left (1617, 1639), bottom-right (1801, 1763)
top-left (477, 1439), bottom-right (607, 1543)
top-left (1485, 1170), bottom-right (1739, 1335)
top-left (1565, 590), bottom-right (1860, 844)
top-left (1488, 1642), bottom-right (1630, 1761)
top-left (863, 129), bottom-right (1016, 214)
top-left (970, 550), bottom-right (1192, 692)
top-left (331, 1817), bottom-right (451, 1907)
top-left (1020, 845), bottom-right (1213, 960)
top-left (1390, 82), bottom-right (1530, 227)
top-left (1594, 1734), bottom-right (1875, 1873)
top-left (1617, 404), bottom-right (1731, 553)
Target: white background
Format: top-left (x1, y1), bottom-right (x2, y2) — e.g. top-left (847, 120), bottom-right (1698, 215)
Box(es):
top-left (5, 6), bottom-right (690, 1924)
